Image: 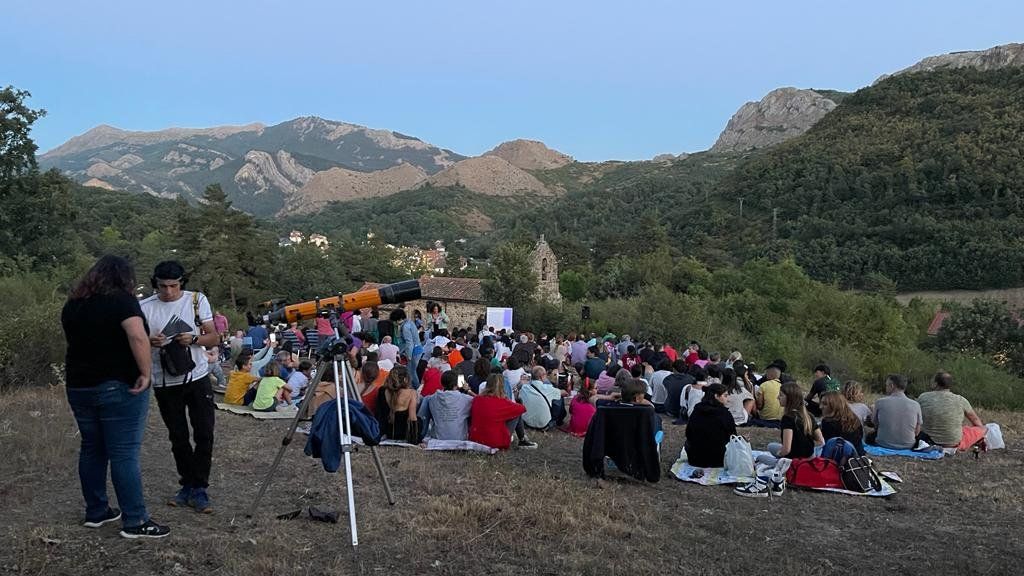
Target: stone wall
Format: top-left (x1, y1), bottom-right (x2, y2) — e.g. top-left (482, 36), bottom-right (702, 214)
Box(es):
top-left (382, 299), bottom-right (486, 334)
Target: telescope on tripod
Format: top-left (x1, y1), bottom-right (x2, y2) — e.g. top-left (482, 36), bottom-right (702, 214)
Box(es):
top-left (247, 279), bottom-right (422, 548)
top-left (266, 279), bottom-right (421, 324)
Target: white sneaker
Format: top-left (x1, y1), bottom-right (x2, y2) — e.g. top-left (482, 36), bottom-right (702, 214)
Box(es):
top-left (734, 481), bottom-right (770, 498)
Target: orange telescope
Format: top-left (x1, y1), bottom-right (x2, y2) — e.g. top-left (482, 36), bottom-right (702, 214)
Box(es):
top-left (267, 279), bottom-right (421, 324)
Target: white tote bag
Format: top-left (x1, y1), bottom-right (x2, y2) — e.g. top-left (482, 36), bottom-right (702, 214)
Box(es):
top-left (985, 423), bottom-right (1005, 450)
top-left (724, 435), bottom-right (755, 478)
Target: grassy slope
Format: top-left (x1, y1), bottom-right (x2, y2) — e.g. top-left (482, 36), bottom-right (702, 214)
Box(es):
top-left (3, 386), bottom-right (1022, 575)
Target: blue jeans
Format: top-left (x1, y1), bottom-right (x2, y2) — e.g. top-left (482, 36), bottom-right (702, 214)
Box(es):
top-left (407, 352), bottom-right (422, 389)
top-left (66, 381), bottom-right (151, 528)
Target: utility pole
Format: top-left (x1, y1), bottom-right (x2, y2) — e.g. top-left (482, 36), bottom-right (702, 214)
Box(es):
top-left (772, 208), bottom-right (779, 237)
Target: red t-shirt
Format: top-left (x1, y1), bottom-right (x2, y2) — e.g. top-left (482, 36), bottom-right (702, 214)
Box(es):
top-left (663, 345), bottom-right (678, 362)
top-left (468, 395), bottom-right (526, 450)
top-left (420, 367), bottom-right (443, 397)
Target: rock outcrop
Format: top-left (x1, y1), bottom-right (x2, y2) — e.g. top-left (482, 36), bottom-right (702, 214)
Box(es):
top-left (234, 150), bottom-right (314, 196)
top-left (484, 139), bottom-right (573, 170)
top-left (878, 43), bottom-right (1024, 82)
top-left (711, 88), bottom-right (837, 153)
top-left (422, 156), bottom-right (553, 196)
top-left (283, 163), bottom-right (428, 214)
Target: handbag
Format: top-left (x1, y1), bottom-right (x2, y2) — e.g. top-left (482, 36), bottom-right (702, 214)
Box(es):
top-left (785, 457), bottom-right (844, 489)
top-left (723, 435), bottom-right (755, 478)
top-left (840, 456), bottom-right (883, 493)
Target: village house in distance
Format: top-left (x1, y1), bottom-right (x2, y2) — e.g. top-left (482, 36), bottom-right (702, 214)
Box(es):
top-left (360, 236), bottom-right (560, 329)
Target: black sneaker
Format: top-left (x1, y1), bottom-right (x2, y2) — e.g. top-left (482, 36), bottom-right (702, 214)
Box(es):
top-left (120, 519), bottom-right (170, 539)
top-left (517, 440), bottom-right (538, 449)
top-left (83, 507), bottom-right (121, 528)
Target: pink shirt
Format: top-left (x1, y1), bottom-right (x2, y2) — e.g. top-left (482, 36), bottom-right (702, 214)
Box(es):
top-left (568, 396), bottom-right (597, 437)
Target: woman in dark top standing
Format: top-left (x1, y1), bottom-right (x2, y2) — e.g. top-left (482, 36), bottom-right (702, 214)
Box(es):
top-left (61, 255), bottom-right (169, 539)
top-left (819, 391), bottom-right (866, 455)
top-left (684, 383), bottom-right (737, 467)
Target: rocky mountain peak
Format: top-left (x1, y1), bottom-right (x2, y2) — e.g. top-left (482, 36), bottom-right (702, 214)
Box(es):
top-left (878, 43), bottom-right (1024, 83)
top-left (484, 139), bottom-right (573, 171)
top-left (710, 88), bottom-right (837, 153)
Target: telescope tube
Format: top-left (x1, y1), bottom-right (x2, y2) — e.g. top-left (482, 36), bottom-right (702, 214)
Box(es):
top-left (268, 279), bottom-right (421, 324)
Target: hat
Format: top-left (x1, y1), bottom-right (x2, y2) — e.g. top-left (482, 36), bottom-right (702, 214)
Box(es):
top-left (377, 359), bottom-right (395, 372)
top-left (766, 358), bottom-right (787, 372)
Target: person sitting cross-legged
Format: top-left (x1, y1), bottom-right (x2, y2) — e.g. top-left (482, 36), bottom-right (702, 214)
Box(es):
top-left (684, 383), bottom-right (737, 468)
top-left (736, 382), bottom-right (823, 498)
top-left (469, 374), bottom-right (535, 450)
top-left (419, 370), bottom-right (474, 441)
top-left (918, 371), bottom-right (987, 451)
top-left (519, 366), bottom-right (567, 430)
top-left (867, 374), bottom-right (921, 450)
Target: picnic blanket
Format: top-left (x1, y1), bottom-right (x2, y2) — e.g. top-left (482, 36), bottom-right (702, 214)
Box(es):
top-left (424, 438), bottom-right (498, 454)
top-left (215, 402), bottom-right (297, 420)
top-left (670, 450), bottom-right (755, 485)
top-left (865, 444), bottom-right (944, 460)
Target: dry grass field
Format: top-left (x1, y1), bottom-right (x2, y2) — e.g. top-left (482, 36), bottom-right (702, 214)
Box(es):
top-left (2, 385), bottom-right (1023, 576)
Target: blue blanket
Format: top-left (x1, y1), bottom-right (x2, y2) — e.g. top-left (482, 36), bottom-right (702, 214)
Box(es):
top-left (865, 444), bottom-right (944, 460)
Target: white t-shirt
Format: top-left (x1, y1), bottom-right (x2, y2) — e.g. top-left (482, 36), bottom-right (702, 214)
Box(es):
top-left (287, 370), bottom-right (310, 396)
top-left (377, 342), bottom-right (400, 363)
top-left (432, 335), bottom-right (451, 349)
top-left (141, 290), bottom-right (213, 387)
top-left (682, 384), bottom-right (705, 417)
top-left (725, 388), bottom-right (754, 425)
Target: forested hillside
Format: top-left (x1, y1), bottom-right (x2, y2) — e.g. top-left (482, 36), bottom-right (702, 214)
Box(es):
top-left (703, 67), bottom-right (1024, 291)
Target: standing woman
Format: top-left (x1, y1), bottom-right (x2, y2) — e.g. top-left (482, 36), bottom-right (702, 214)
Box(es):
top-left (62, 255), bottom-right (169, 538)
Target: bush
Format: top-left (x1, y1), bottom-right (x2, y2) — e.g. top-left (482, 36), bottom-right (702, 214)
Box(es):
top-left (0, 272), bottom-right (68, 389)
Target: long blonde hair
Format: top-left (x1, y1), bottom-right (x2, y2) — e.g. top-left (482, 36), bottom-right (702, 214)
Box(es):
top-left (780, 382), bottom-right (813, 437)
top-left (481, 374), bottom-right (507, 399)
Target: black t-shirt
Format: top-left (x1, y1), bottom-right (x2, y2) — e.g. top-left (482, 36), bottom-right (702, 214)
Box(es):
top-left (663, 372), bottom-right (695, 417)
top-left (781, 414), bottom-right (819, 458)
top-left (62, 292), bottom-right (148, 388)
top-left (821, 418), bottom-right (865, 455)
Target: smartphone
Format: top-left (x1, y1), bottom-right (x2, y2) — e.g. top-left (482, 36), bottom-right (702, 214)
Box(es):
top-left (457, 374), bottom-right (467, 389)
top-left (269, 333), bottom-right (277, 344)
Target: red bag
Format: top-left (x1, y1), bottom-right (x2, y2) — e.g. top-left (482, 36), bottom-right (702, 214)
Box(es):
top-left (785, 457), bottom-right (844, 489)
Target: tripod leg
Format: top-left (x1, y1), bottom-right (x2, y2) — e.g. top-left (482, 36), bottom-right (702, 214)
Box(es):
top-left (339, 359), bottom-right (398, 506)
top-left (246, 359), bottom-right (330, 518)
top-left (368, 445), bottom-right (396, 505)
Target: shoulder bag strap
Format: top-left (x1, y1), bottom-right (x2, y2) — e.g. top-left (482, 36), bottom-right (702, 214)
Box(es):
top-left (529, 382), bottom-right (553, 409)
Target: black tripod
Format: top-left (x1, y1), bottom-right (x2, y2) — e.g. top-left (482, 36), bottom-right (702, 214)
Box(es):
top-left (246, 340), bottom-right (395, 547)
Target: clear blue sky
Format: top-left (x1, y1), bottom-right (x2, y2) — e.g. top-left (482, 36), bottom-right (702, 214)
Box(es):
top-left (4, 1), bottom-right (1022, 161)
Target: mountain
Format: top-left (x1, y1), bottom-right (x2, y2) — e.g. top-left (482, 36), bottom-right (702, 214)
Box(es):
top-left (701, 66), bottom-right (1024, 291)
top-left (710, 88), bottom-right (839, 153)
top-left (421, 155), bottom-right (556, 197)
top-left (483, 139), bottom-right (573, 170)
top-left (281, 163), bottom-right (428, 215)
top-left (878, 42), bottom-right (1024, 82)
top-left (39, 116), bottom-right (463, 216)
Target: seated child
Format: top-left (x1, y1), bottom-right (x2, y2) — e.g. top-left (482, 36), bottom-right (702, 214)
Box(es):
top-left (224, 353), bottom-right (259, 405)
top-left (286, 359), bottom-right (313, 400)
top-left (248, 360), bottom-right (291, 412)
top-left (206, 347), bottom-right (227, 392)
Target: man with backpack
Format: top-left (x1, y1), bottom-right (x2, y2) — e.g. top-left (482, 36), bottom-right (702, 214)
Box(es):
top-left (141, 261), bottom-right (219, 513)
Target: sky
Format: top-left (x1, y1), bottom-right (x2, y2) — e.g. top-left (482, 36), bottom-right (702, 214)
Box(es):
top-left (4, 1), bottom-right (1022, 161)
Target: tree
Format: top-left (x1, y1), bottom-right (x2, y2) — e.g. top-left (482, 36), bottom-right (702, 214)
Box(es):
top-left (482, 242), bottom-right (537, 308)
top-left (0, 88), bottom-right (76, 272)
top-left (559, 269), bottom-right (589, 301)
top-left (0, 86), bottom-right (45, 181)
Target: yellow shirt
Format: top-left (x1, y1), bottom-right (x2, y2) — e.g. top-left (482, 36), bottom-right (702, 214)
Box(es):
top-left (759, 379), bottom-right (784, 420)
top-left (225, 370), bottom-right (258, 405)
